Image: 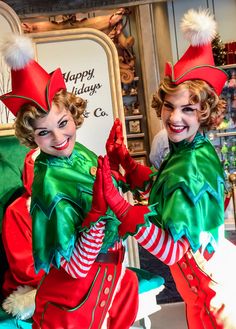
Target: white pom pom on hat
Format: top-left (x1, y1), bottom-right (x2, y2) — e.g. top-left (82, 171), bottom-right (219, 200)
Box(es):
top-left (0, 33), bottom-right (66, 116)
top-left (180, 8), bottom-right (217, 46)
top-left (0, 33), bottom-right (34, 70)
top-left (164, 8), bottom-right (227, 95)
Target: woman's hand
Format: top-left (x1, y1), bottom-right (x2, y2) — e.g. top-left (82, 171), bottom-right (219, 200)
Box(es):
top-left (82, 156), bottom-right (107, 228)
top-left (106, 119), bottom-right (152, 189)
top-left (101, 155), bottom-right (149, 237)
top-left (106, 118), bottom-right (129, 171)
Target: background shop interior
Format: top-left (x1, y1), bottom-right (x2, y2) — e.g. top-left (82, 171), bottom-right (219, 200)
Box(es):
top-left (0, 0), bottom-right (236, 327)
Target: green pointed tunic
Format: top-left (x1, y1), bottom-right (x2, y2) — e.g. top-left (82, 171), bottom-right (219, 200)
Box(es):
top-left (148, 132), bottom-right (225, 253)
top-left (30, 142), bottom-right (120, 273)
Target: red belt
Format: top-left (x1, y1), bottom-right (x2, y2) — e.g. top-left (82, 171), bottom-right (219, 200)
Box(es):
top-left (95, 246), bottom-right (125, 265)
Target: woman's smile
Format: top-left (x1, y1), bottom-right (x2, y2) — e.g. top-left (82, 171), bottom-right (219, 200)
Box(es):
top-left (52, 138), bottom-right (70, 150)
top-left (168, 124), bottom-right (187, 134)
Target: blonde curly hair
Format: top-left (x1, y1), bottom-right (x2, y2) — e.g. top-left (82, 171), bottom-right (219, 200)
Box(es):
top-left (151, 78), bottom-right (226, 131)
top-left (14, 89), bottom-right (86, 148)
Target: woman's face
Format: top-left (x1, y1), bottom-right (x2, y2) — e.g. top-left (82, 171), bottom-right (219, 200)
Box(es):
top-left (161, 88), bottom-right (201, 143)
top-left (33, 103), bottom-right (77, 157)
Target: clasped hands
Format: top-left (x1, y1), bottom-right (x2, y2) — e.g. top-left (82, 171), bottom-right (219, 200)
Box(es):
top-left (82, 119), bottom-right (131, 230)
top-left (98, 118), bottom-right (134, 221)
top-left (84, 118), bottom-right (148, 236)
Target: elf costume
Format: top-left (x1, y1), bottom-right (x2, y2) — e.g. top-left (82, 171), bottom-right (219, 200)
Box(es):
top-left (104, 8), bottom-right (236, 329)
top-left (0, 34), bottom-right (138, 329)
top-left (30, 146), bottom-right (138, 329)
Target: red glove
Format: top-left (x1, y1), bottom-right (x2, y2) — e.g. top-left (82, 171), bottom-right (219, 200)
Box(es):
top-left (106, 118), bottom-right (152, 189)
top-left (105, 119), bottom-right (126, 183)
top-left (106, 118), bottom-right (124, 171)
top-left (101, 155), bottom-right (150, 237)
top-left (82, 156), bottom-right (107, 228)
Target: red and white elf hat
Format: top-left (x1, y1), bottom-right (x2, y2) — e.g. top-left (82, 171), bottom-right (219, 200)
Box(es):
top-left (165, 8), bottom-right (227, 95)
top-left (0, 33), bottom-right (66, 116)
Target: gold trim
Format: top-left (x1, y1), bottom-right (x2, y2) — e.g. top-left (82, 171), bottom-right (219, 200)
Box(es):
top-left (0, 1), bottom-right (22, 134)
top-left (0, 1), bottom-right (21, 33)
top-left (0, 123), bottom-right (15, 136)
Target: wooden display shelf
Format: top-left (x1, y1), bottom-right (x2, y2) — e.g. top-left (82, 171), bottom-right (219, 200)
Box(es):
top-left (125, 114), bottom-right (143, 120)
top-left (127, 133), bottom-right (145, 139)
top-left (130, 150), bottom-right (147, 156)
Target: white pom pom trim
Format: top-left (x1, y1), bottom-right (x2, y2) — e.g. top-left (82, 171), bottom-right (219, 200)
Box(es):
top-left (180, 8), bottom-right (217, 46)
top-left (2, 285), bottom-right (36, 320)
top-left (0, 33), bottom-right (34, 70)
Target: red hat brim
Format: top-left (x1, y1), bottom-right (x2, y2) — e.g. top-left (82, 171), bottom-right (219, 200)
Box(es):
top-left (165, 62), bottom-right (228, 95)
top-left (165, 42), bottom-right (228, 95)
